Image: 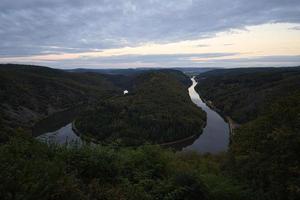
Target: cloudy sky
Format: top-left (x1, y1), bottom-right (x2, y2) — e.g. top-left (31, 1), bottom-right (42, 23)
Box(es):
top-left (0, 0), bottom-right (300, 69)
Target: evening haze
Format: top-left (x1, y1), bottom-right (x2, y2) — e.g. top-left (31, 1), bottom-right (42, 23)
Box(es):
top-left (1, 0), bottom-right (300, 68)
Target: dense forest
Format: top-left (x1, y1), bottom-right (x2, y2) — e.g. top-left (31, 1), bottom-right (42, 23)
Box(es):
top-left (195, 67), bottom-right (300, 123)
top-left (0, 134), bottom-right (252, 200)
top-left (228, 91), bottom-right (300, 200)
top-left (0, 65), bottom-right (249, 200)
top-left (75, 70), bottom-right (206, 145)
top-left (0, 64), bottom-right (123, 140)
top-left (0, 64), bottom-right (299, 199)
top-left (196, 67), bottom-right (300, 200)
top-left (0, 64), bottom-right (206, 144)
top-left (0, 64), bottom-right (155, 141)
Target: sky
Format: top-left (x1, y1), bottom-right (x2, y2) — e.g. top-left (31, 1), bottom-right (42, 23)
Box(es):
top-left (0, 0), bottom-right (300, 69)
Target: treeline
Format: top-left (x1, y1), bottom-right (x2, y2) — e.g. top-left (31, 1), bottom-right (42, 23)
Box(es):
top-left (76, 70), bottom-right (206, 145)
top-left (196, 67), bottom-right (300, 200)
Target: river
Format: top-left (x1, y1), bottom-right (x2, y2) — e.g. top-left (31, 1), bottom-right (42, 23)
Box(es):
top-left (34, 107), bottom-right (83, 145)
top-left (182, 77), bottom-right (230, 153)
top-left (34, 77), bottom-right (230, 153)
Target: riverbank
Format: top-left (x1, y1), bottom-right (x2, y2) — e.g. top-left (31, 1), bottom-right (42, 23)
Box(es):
top-left (159, 122), bottom-right (206, 147)
top-left (226, 116), bottom-right (240, 136)
top-left (72, 120), bottom-right (100, 144)
top-left (72, 119), bottom-right (206, 148)
top-left (197, 96), bottom-right (239, 136)
top-left (32, 103), bottom-right (86, 137)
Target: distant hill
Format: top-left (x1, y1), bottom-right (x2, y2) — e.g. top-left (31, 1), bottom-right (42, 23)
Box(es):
top-left (67, 68), bottom-right (151, 76)
top-left (174, 67), bottom-right (217, 76)
top-left (67, 67), bottom-right (217, 76)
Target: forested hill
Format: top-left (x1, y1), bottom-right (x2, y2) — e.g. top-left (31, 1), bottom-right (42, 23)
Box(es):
top-left (0, 64), bottom-right (200, 144)
top-left (75, 70), bottom-right (206, 145)
top-left (195, 66), bottom-right (300, 123)
top-left (195, 67), bottom-right (300, 199)
top-left (0, 64), bottom-right (128, 140)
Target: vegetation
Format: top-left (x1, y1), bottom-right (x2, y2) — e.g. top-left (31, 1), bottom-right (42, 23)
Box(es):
top-left (0, 64), bottom-right (206, 145)
top-left (76, 70), bottom-right (206, 145)
top-left (0, 135), bottom-right (250, 200)
top-left (1, 65), bottom-right (299, 199)
top-left (195, 67), bottom-right (300, 199)
top-left (229, 91), bottom-right (300, 200)
top-left (0, 64), bottom-right (132, 141)
top-left (0, 64), bottom-right (201, 145)
top-left (195, 67), bottom-right (300, 123)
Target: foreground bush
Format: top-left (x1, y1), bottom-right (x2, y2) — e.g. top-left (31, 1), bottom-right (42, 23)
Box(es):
top-left (0, 136), bottom-right (249, 200)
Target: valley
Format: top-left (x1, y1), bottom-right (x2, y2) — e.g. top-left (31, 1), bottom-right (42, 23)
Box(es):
top-left (0, 64), bottom-right (299, 200)
top-left (1, 1), bottom-right (299, 199)
top-left (33, 77), bottom-right (230, 154)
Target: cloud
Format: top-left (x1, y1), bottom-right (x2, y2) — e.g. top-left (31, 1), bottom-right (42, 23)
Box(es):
top-left (202, 55), bottom-right (300, 63)
top-left (2, 53), bottom-right (299, 69)
top-left (0, 0), bottom-right (300, 67)
top-left (289, 26), bottom-right (300, 30)
top-left (78, 53), bottom-right (239, 63)
top-left (196, 44), bottom-right (210, 47)
top-left (192, 55), bottom-right (300, 68)
top-left (0, 52), bottom-right (237, 64)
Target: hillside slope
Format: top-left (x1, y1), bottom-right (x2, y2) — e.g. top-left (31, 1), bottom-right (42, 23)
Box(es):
top-left (195, 67), bottom-right (300, 123)
top-left (75, 70), bottom-right (206, 145)
top-left (0, 64), bottom-right (122, 140)
top-left (0, 135), bottom-right (250, 200)
top-left (229, 91), bottom-right (300, 200)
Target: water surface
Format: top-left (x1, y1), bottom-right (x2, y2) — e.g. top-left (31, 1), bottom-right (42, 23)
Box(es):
top-left (34, 107), bottom-right (84, 144)
top-left (36, 123), bottom-right (82, 145)
top-left (182, 77), bottom-right (230, 153)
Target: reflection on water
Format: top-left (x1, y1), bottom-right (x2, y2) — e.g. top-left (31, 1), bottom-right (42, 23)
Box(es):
top-left (33, 106), bottom-right (84, 145)
top-left (36, 123), bottom-right (82, 145)
top-left (33, 106), bottom-right (85, 136)
top-left (182, 77), bottom-right (230, 153)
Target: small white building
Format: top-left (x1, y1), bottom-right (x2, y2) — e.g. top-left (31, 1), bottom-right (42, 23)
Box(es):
top-left (123, 90), bottom-right (129, 95)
